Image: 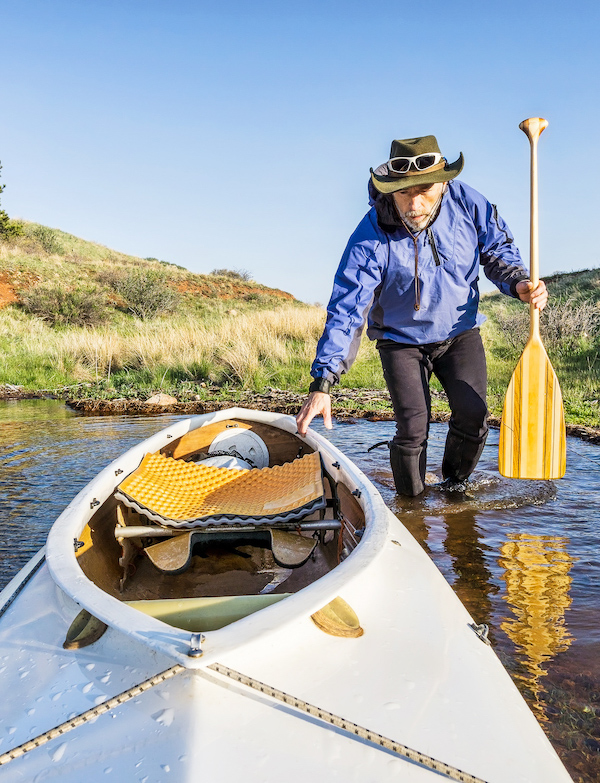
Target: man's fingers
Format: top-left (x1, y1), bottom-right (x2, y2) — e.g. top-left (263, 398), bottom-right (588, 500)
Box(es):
top-left (296, 392), bottom-right (332, 435)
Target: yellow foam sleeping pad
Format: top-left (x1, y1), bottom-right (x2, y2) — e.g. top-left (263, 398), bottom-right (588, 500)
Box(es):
top-left (115, 450), bottom-right (326, 528)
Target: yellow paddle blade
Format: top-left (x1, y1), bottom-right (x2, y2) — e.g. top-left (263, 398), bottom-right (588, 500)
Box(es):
top-left (499, 336), bottom-right (566, 479)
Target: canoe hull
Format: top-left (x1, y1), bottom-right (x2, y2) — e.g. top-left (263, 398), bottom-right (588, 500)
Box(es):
top-left (0, 408), bottom-right (572, 782)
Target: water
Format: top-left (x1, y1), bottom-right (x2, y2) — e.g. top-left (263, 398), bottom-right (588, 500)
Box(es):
top-left (1, 400), bottom-right (599, 781)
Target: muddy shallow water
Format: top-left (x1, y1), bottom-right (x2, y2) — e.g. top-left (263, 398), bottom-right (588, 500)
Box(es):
top-left (0, 400), bottom-right (598, 781)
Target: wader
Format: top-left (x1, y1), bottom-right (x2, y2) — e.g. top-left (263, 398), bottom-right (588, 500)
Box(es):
top-left (379, 328), bottom-right (489, 496)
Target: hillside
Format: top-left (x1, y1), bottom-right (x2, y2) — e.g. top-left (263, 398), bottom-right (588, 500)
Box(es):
top-left (1, 223), bottom-right (599, 429)
top-left (0, 221), bottom-right (295, 313)
top-left (0, 222), bottom-right (318, 399)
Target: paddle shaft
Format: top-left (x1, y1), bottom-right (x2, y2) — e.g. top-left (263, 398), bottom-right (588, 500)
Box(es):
top-left (519, 117), bottom-right (548, 340)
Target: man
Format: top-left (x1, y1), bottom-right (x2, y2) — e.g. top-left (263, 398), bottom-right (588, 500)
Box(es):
top-left (296, 134), bottom-right (548, 496)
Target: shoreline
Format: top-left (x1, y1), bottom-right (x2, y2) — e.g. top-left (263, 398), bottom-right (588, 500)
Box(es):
top-left (2, 386), bottom-right (599, 445)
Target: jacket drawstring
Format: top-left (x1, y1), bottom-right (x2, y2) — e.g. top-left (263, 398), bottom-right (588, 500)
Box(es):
top-left (411, 235), bottom-right (420, 311)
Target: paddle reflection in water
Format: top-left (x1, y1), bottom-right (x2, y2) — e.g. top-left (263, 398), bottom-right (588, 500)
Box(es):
top-left (499, 534), bottom-right (574, 720)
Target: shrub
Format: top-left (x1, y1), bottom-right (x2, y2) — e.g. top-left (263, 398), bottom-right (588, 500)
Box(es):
top-left (25, 224), bottom-right (63, 254)
top-left (0, 211), bottom-right (24, 240)
top-left (542, 297), bottom-right (600, 356)
top-left (101, 268), bottom-right (181, 320)
top-left (487, 296), bottom-right (600, 357)
top-left (21, 282), bottom-right (109, 327)
top-left (210, 268), bottom-right (253, 281)
top-left (0, 162), bottom-right (24, 240)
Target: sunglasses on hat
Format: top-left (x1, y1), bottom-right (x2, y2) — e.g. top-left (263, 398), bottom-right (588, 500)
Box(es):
top-left (387, 152), bottom-right (444, 174)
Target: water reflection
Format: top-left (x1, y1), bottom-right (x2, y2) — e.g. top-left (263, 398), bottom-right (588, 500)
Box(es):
top-left (387, 471), bottom-right (577, 716)
top-left (499, 534), bottom-right (574, 719)
top-left (443, 509), bottom-right (499, 636)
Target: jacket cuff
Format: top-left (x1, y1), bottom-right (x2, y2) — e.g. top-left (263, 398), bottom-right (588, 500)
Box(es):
top-left (309, 378), bottom-right (332, 394)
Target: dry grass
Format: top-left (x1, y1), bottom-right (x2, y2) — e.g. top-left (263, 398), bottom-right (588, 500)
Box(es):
top-left (0, 305), bottom-right (327, 387)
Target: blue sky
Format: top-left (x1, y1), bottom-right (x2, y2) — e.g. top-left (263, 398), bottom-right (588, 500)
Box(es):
top-left (2, 1), bottom-right (599, 304)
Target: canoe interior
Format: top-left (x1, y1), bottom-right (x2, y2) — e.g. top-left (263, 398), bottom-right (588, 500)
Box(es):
top-left (75, 418), bottom-right (366, 629)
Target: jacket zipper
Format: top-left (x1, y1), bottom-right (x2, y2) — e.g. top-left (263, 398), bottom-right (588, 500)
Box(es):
top-left (427, 229), bottom-right (441, 266)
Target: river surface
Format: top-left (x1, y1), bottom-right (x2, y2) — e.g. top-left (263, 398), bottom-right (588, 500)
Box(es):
top-left (0, 399), bottom-right (598, 781)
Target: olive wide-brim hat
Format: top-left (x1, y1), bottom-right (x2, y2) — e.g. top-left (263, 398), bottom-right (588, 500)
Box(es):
top-left (370, 135), bottom-right (464, 194)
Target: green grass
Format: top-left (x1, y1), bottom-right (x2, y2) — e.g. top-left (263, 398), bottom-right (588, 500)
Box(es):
top-left (1, 224), bottom-right (599, 428)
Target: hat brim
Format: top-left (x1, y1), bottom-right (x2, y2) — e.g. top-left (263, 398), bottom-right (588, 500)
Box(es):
top-left (370, 153), bottom-right (464, 194)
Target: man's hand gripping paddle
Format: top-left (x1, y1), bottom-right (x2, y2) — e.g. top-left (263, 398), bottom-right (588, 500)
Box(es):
top-left (498, 118), bottom-right (566, 479)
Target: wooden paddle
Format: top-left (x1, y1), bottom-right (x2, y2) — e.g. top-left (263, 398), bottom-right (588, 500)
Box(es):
top-left (498, 117), bottom-right (566, 479)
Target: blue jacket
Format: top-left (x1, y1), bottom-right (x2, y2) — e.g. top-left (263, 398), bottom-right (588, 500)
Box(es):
top-left (311, 179), bottom-right (529, 383)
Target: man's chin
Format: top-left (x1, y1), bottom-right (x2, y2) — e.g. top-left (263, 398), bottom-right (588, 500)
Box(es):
top-left (405, 218), bottom-right (427, 231)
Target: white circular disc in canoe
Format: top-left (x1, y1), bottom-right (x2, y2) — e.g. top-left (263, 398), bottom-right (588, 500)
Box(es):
top-left (208, 428), bottom-right (270, 469)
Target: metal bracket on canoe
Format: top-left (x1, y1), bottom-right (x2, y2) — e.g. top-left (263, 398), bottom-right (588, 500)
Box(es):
top-left (188, 633), bottom-right (205, 658)
top-left (469, 622), bottom-right (491, 645)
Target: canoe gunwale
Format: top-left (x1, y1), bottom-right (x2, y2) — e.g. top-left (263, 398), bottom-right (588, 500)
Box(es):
top-left (45, 408), bottom-right (390, 667)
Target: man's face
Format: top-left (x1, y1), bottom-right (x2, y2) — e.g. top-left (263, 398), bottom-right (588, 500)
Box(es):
top-left (392, 182), bottom-right (445, 232)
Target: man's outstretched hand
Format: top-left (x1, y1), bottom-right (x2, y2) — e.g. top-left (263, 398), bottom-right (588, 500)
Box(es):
top-left (296, 391), bottom-right (332, 436)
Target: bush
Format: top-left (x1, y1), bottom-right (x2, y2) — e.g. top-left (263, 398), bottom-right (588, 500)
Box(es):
top-left (542, 297), bottom-right (600, 356)
top-left (21, 282), bottom-right (109, 327)
top-left (210, 268), bottom-right (253, 282)
top-left (26, 224), bottom-right (63, 254)
top-left (487, 296), bottom-right (600, 357)
top-left (100, 268), bottom-right (181, 320)
top-left (0, 163), bottom-right (22, 240)
top-left (0, 211), bottom-right (24, 240)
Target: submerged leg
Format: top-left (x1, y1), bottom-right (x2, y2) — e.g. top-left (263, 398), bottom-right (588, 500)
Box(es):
top-left (441, 426), bottom-right (488, 483)
top-left (433, 329), bottom-right (489, 484)
top-left (389, 442), bottom-right (427, 497)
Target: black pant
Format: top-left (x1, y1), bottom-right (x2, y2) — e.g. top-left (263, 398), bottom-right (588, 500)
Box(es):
top-left (378, 328), bottom-right (488, 485)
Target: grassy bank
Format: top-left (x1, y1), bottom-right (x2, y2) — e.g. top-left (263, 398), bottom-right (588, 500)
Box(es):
top-left (1, 225), bottom-right (599, 427)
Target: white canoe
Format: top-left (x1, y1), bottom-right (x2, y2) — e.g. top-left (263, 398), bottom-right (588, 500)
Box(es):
top-left (0, 408), bottom-right (572, 782)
